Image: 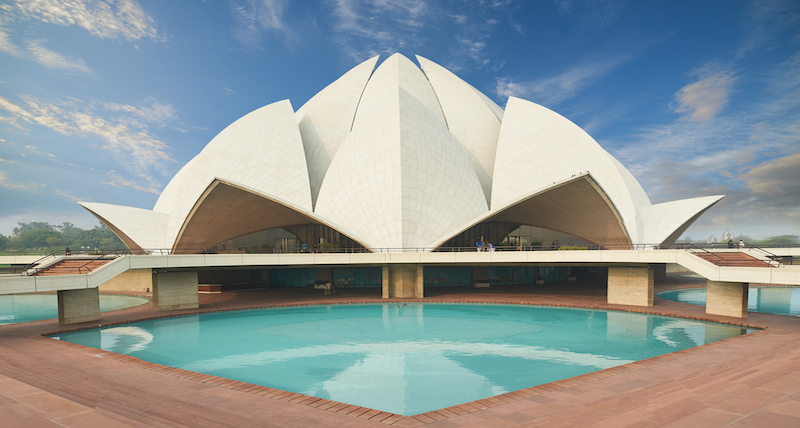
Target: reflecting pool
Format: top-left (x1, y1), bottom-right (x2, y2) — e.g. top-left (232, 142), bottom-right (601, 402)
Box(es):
top-left (0, 294), bottom-right (150, 325)
top-left (658, 286), bottom-right (800, 317)
top-left (50, 303), bottom-right (753, 415)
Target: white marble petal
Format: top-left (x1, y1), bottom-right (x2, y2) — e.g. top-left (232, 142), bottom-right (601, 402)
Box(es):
top-left (296, 56), bottom-right (379, 208)
top-left (161, 99), bottom-right (312, 248)
top-left (492, 97), bottom-right (641, 243)
top-left (417, 55), bottom-right (501, 206)
top-left (637, 195), bottom-right (724, 246)
top-left (80, 202), bottom-right (169, 250)
top-left (315, 54), bottom-right (486, 250)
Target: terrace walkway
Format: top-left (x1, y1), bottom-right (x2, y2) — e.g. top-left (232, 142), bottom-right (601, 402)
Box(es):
top-left (693, 252), bottom-right (775, 268)
top-left (0, 275), bottom-right (798, 427)
top-left (31, 259), bottom-right (113, 276)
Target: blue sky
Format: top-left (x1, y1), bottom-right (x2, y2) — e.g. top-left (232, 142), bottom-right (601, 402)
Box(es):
top-left (0, 0), bottom-right (798, 242)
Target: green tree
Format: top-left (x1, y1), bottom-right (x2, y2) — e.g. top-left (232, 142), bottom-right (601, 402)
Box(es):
top-left (72, 224), bottom-right (123, 250)
top-left (13, 229), bottom-right (63, 249)
top-left (12, 222), bottom-right (55, 235)
top-left (57, 222), bottom-right (81, 241)
top-left (754, 235), bottom-right (799, 247)
top-left (0, 233), bottom-right (7, 250)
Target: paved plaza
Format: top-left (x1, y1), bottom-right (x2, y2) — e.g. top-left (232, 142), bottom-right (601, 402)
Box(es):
top-left (1, 274), bottom-right (799, 427)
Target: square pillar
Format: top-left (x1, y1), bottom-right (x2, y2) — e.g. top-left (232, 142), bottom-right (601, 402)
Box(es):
top-left (152, 271), bottom-right (199, 311)
top-left (416, 265), bottom-right (424, 298)
top-left (388, 264), bottom-right (420, 298)
top-left (706, 281), bottom-right (748, 318)
top-left (382, 265), bottom-right (390, 299)
top-left (607, 266), bottom-right (654, 307)
top-left (57, 288), bottom-right (100, 324)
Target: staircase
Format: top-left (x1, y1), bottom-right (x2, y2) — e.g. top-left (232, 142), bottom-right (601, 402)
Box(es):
top-left (32, 259), bottom-right (113, 276)
top-left (693, 252), bottom-right (774, 268)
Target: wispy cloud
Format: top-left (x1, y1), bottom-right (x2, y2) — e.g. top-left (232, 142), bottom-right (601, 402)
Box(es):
top-left (9, 0), bottom-right (164, 41)
top-left (0, 169), bottom-right (45, 192)
top-left (230, 0), bottom-right (293, 48)
top-left (611, 54), bottom-right (800, 238)
top-left (53, 188), bottom-right (84, 202)
top-left (105, 98), bottom-right (180, 129)
top-left (0, 95), bottom-right (175, 186)
top-left (0, 26), bottom-right (21, 56)
top-left (330, 0), bottom-right (430, 61)
top-left (495, 54), bottom-right (630, 105)
top-left (26, 40), bottom-right (92, 73)
top-left (103, 170), bottom-right (160, 194)
top-left (673, 64), bottom-right (736, 122)
top-left (736, 0), bottom-right (800, 60)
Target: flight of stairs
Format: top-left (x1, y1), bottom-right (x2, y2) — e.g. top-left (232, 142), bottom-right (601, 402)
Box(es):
top-left (693, 252), bottom-right (774, 268)
top-left (32, 259), bottom-right (113, 276)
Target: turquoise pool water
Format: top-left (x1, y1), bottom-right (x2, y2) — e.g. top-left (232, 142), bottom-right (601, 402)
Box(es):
top-left (50, 303), bottom-right (753, 416)
top-left (658, 286), bottom-right (800, 317)
top-left (0, 294), bottom-right (150, 325)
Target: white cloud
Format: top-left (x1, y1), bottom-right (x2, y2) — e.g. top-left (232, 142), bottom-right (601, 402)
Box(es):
top-left (230, 0), bottom-right (292, 48)
top-left (0, 95), bottom-right (174, 183)
top-left (0, 26), bottom-right (21, 56)
top-left (610, 54), bottom-right (800, 239)
top-left (12, 0), bottom-right (164, 41)
top-left (674, 66), bottom-right (736, 122)
top-left (0, 169), bottom-right (45, 192)
top-left (495, 54), bottom-right (630, 105)
top-left (105, 98), bottom-right (178, 127)
top-left (53, 188), bottom-right (84, 202)
top-left (103, 170), bottom-right (160, 194)
top-left (26, 40), bottom-right (92, 73)
top-left (330, 0), bottom-right (430, 60)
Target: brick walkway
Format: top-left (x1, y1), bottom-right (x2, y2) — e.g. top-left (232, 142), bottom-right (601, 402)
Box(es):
top-left (1, 275), bottom-right (799, 427)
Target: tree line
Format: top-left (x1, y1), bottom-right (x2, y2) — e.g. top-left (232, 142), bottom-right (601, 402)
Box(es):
top-left (0, 222), bottom-right (124, 253)
top-left (676, 234), bottom-right (800, 247)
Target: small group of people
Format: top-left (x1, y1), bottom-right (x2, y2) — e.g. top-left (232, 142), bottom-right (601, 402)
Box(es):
top-left (727, 239), bottom-right (745, 249)
top-left (475, 241), bottom-right (495, 252)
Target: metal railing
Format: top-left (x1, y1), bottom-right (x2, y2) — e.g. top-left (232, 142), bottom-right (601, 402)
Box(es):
top-left (24, 249), bottom-right (125, 276)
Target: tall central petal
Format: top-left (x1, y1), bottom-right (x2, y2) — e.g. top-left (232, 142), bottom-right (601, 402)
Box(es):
top-left (314, 54), bottom-right (487, 250)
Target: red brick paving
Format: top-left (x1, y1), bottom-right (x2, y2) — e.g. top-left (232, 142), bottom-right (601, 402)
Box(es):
top-left (1, 275), bottom-right (799, 427)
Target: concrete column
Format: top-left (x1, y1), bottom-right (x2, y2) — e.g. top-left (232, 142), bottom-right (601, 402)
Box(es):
top-left (57, 288), bottom-right (100, 324)
top-left (472, 266), bottom-right (488, 286)
top-left (706, 281), bottom-right (748, 318)
top-left (607, 266), bottom-right (654, 307)
top-left (382, 265), bottom-right (390, 299)
top-left (152, 271), bottom-right (199, 311)
top-left (99, 268), bottom-right (153, 292)
top-left (416, 265), bottom-right (424, 298)
top-left (388, 264), bottom-right (420, 298)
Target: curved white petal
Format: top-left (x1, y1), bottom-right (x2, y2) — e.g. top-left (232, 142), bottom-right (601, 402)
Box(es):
top-left (417, 55), bottom-right (501, 205)
top-left (315, 54), bottom-right (487, 249)
top-left (162, 99), bottom-right (312, 248)
top-left (296, 56), bottom-right (379, 208)
top-left (80, 202), bottom-right (168, 250)
top-left (637, 195), bottom-right (724, 247)
top-left (432, 174), bottom-right (631, 249)
top-left (492, 97), bottom-right (640, 243)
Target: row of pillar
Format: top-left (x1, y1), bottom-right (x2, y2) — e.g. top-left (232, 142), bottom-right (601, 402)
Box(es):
top-left (607, 266), bottom-right (748, 318)
top-left (58, 271), bottom-right (199, 324)
top-left (57, 264), bottom-right (751, 324)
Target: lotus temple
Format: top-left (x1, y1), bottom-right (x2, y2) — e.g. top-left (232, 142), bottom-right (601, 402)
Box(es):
top-left (82, 53), bottom-right (721, 254)
top-left (2, 54), bottom-right (799, 427)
